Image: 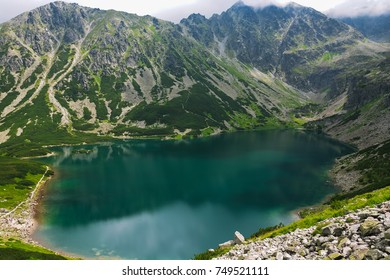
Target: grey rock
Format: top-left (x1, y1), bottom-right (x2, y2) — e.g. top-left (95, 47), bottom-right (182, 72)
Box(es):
top-left (328, 252), bottom-right (343, 260)
top-left (276, 252), bottom-right (284, 260)
top-left (338, 237), bottom-right (351, 248)
top-left (283, 252), bottom-right (292, 260)
top-left (321, 225), bottom-right (333, 236)
top-left (358, 211), bottom-right (371, 220)
top-left (350, 224), bottom-right (360, 234)
top-left (364, 249), bottom-right (384, 260)
top-left (350, 248), bottom-right (369, 260)
top-left (342, 246), bottom-right (352, 257)
top-left (234, 231), bottom-right (245, 245)
top-left (359, 217), bottom-right (381, 236)
top-left (219, 240), bottom-right (234, 248)
top-left (384, 229), bottom-right (390, 240)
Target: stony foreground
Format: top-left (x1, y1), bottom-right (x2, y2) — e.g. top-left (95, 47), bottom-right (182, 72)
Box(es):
top-left (215, 201), bottom-right (390, 260)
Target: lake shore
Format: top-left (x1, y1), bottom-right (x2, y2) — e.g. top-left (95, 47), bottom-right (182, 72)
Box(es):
top-left (0, 167), bottom-right (51, 245)
top-left (1, 130), bottom-right (357, 259)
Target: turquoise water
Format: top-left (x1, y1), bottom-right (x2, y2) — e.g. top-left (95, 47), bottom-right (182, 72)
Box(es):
top-left (34, 130), bottom-right (352, 259)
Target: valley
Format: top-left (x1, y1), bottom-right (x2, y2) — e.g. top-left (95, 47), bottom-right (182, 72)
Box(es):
top-left (0, 1), bottom-right (389, 260)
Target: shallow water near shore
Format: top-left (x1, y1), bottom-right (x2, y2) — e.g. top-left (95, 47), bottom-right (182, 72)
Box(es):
top-left (33, 130), bottom-right (352, 259)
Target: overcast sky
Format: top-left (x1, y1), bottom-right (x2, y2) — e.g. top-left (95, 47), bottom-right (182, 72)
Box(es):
top-left (0, 0), bottom-right (389, 24)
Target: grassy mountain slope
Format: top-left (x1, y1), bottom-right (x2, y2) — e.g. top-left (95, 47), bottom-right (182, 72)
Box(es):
top-left (181, 3), bottom-right (390, 149)
top-left (0, 1), bottom-right (307, 158)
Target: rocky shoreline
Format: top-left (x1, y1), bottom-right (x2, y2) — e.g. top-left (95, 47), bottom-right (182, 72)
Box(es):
top-left (215, 201), bottom-right (390, 260)
top-left (0, 168), bottom-right (50, 244)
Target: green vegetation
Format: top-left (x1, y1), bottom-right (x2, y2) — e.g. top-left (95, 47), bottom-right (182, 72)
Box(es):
top-left (0, 85), bottom-right (107, 157)
top-left (321, 51), bottom-right (337, 62)
top-left (0, 69), bottom-right (16, 92)
top-left (125, 83), bottom-right (236, 131)
top-left (0, 157), bottom-right (46, 210)
top-left (255, 185), bottom-right (390, 240)
top-left (160, 72), bottom-right (175, 88)
top-left (47, 45), bottom-right (74, 80)
top-left (0, 91), bottom-right (18, 112)
top-left (230, 112), bottom-right (260, 129)
top-left (193, 247), bottom-right (231, 260)
top-left (0, 238), bottom-right (67, 260)
top-left (112, 125), bottom-right (174, 137)
top-left (331, 139), bottom-right (390, 201)
top-left (21, 63), bottom-right (44, 89)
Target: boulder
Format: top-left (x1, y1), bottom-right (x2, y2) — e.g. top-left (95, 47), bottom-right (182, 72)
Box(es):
top-left (321, 224), bottom-right (343, 237)
top-left (359, 218), bottom-right (381, 236)
top-left (350, 248), bottom-right (369, 260)
top-left (364, 249), bottom-right (384, 260)
top-left (234, 231), bottom-right (245, 245)
top-left (338, 237), bottom-right (351, 248)
top-left (321, 225), bottom-right (333, 236)
top-left (342, 246), bottom-right (352, 257)
top-left (358, 211), bottom-right (371, 220)
top-left (328, 252), bottom-right (343, 260)
top-left (219, 240), bottom-right (234, 248)
top-left (276, 252), bottom-right (284, 260)
top-left (384, 229), bottom-right (390, 240)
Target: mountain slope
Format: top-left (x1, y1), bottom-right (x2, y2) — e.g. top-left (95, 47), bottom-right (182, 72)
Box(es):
top-left (0, 2), bottom-right (308, 157)
top-left (339, 13), bottom-right (390, 43)
top-left (181, 2), bottom-right (390, 148)
top-left (0, 1), bottom-right (389, 153)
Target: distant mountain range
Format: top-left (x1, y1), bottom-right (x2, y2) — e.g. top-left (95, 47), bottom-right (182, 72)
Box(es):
top-left (0, 1), bottom-right (389, 155)
top-left (338, 13), bottom-right (390, 43)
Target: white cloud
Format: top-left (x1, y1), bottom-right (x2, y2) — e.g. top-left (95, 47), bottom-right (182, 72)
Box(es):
top-left (327, 0), bottom-right (390, 18)
top-left (1, 0), bottom-right (388, 24)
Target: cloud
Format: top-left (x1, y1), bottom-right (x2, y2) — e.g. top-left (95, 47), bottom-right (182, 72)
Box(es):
top-left (327, 0), bottom-right (390, 18)
top-left (156, 0), bottom-right (285, 23)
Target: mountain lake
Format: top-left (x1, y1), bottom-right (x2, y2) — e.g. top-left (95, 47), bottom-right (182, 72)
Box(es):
top-left (33, 130), bottom-right (353, 259)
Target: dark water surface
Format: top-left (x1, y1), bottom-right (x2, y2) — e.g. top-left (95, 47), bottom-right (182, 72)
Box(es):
top-left (34, 130), bottom-right (352, 259)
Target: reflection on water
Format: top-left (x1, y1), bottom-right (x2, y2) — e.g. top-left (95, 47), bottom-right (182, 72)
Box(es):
top-left (35, 130), bottom-right (353, 259)
top-left (36, 202), bottom-right (294, 259)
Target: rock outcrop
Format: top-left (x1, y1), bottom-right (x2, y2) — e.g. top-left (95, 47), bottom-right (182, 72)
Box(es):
top-left (215, 201), bottom-right (390, 260)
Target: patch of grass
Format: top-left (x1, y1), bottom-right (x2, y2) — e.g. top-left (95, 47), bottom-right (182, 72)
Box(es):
top-left (47, 45), bottom-right (74, 80)
top-left (230, 112), bottom-right (260, 129)
top-left (193, 247), bottom-right (231, 260)
top-left (0, 91), bottom-right (18, 112)
top-left (21, 63), bottom-right (44, 89)
top-left (160, 72), bottom-right (175, 88)
top-left (201, 127), bottom-right (214, 137)
top-left (0, 157), bottom-right (46, 210)
top-left (293, 117), bottom-right (307, 126)
top-left (321, 52), bottom-right (337, 62)
top-left (250, 223), bottom-right (285, 239)
top-left (259, 185), bottom-right (390, 240)
top-left (0, 69), bottom-right (16, 92)
top-left (0, 238), bottom-right (67, 260)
